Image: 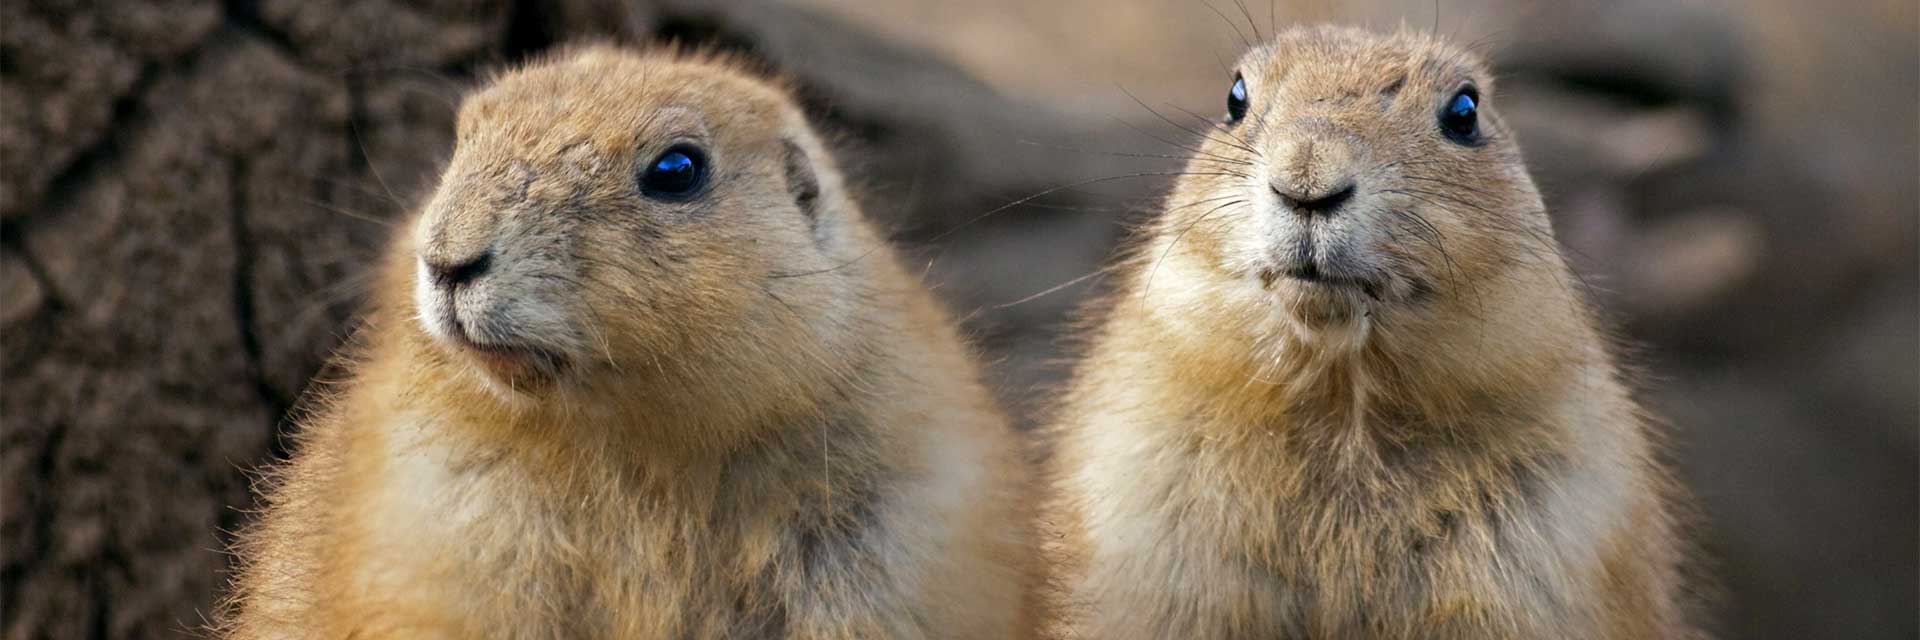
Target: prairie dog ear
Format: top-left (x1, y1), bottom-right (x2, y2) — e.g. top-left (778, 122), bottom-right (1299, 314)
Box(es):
top-left (780, 138), bottom-right (822, 226)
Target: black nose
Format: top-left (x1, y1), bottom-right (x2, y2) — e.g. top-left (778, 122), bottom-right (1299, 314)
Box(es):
top-left (426, 251), bottom-right (492, 289)
top-left (1275, 182), bottom-right (1356, 216)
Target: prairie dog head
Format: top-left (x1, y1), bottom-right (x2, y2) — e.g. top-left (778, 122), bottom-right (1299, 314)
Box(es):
top-left (410, 47), bottom-right (867, 397)
top-left (1151, 26), bottom-right (1555, 337)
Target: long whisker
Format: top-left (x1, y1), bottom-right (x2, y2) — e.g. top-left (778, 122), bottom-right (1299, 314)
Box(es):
top-left (1109, 115), bottom-right (1247, 167)
top-left (1140, 199), bottom-right (1248, 305)
top-left (1396, 187), bottom-right (1592, 318)
top-left (291, 169), bottom-right (407, 208)
top-left (1232, 0), bottom-right (1264, 42)
top-left (1163, 193), bottom-right (1253, 215)
top-left (1163, 103), bottom-right (1261, 154)
top-left (283, 269), bottom-right (376, 331)
top-left (1387, 184), bottom-right (1510, 220)
top-left (1211, 48), bottom-right (1235, 77)
top-left (770, 171), bottom-right (1252, 280)
top-left (1379, 192), bottom-right (1482, 313)
top-left (1386, 209), bottom-right (1462, 292)
top-left (1118, 86), bottom-right (1259, 156)
top-left (1203, 0), bottom-right (1253, 48)
top-left (296, 197), bottom-right (394, 228)
top-left (987, 264), bottom-right (1119, 311)
top-left (930, 170), bottom-right (1249, 240)
top-left (348, 108), bottom-right (404, 211)
top-left (1016, 139), bottom-right (1254, 167)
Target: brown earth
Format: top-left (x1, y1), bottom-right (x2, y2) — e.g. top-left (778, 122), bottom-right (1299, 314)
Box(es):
top-left (3, 0), bottom-right (1913, 638)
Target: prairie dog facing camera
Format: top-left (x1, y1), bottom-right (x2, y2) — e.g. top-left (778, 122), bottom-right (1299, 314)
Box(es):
top-left (1040, 26), bottom-right (1704, 639)
top-left (219, 46), bottom-right (1033, 639)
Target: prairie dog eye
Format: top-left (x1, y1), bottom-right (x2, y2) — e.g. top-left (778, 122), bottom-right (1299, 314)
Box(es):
top-left (640, 144), bottom-right (708, 199)
top-left (1439, 87), bottom-right (1480, 145)
top-left (1227, 74), bottom-right (1249, 123)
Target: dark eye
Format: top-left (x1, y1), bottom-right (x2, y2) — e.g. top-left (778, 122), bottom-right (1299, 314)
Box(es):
top-left (1439, 87), bottom-right (1480, 144)
top-left (1227, 74), bottom-right (1249, 123)
top-left (639, 144), bottom-right (707, 199)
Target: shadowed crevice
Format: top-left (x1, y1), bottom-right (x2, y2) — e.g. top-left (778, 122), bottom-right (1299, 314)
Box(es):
top-left (221, 0), bottom-right (303, 63)
top-left (226, 158), bottom-right (293, 463)
top-left (1, 421), bottom-right (68, 631)
top-left (501, 0), bottom-right (559, 64)
top-left (0, 225), bottom-right (67, 377)
top-left (15, 64), bottom-right (159, 226)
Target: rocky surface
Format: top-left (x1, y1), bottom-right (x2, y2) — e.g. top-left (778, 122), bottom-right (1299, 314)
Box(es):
top-left (3, 0), bottom-right (1913, 638)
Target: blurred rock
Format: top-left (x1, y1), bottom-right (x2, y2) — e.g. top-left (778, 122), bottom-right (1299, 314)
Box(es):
top-left (1621, 209), bottom-right (1765, 319)
top-left (252, 0), bottom-right (510, 69)
top-left (0, 0), bottom-right (221, 219)
top-left (1499, 0), bottom-right (1745, 120)
top-left (1504, 86), bottom-right (1716, 178)
top-left (0, 251), bottom-right (43, 328)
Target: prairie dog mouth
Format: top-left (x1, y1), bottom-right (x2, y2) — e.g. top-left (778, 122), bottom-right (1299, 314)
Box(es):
top-left (424, 298), bottom-right (571, 386)
top-left (454, 333), bottom-right (567, 384)
top-left (1259, 263), bottom-right (1384, 301)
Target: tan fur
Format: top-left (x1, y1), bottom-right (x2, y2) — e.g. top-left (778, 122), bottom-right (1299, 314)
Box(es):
top-left (218, 47), bottom-right (1034, 639)
top-left (1040, 26), bottom-right (1702, 639)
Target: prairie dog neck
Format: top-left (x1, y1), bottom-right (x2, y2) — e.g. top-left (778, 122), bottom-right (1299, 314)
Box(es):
top-left (1117, 231), bottom-right (1600, 433)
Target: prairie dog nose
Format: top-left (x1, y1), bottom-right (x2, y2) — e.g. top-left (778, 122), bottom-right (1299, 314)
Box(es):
top-left (1273, 180), bottom-right (1356, 216)
top-left (424, 251), bottom-right (493, 290)
top-left (1269, 120), bottom-right (1365, 217)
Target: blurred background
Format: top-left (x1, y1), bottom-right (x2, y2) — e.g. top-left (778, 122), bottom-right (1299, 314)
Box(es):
top-left (1, 0), bottom-right (1913, 637)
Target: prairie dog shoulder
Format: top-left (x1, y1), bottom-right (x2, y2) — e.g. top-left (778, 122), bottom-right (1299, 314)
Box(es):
top-left (1042, 25), bottom-right (1700, 640)
top-left (220, 46), bottom-right (1032, 639)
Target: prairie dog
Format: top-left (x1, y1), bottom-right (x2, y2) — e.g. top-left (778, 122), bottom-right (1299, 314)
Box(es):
top-left (1041, 26), bottom-right (1701, 639)
top-left (219, 47), bottom-right (1032, 639)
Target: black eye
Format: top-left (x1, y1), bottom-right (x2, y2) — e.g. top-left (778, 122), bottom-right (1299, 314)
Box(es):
top-left (639, 144), bottom-right (707, 199)
top-left (1227, 74), bottom-right (1249, 123)
top-left (1439, 87), bottom-right (1480, 144)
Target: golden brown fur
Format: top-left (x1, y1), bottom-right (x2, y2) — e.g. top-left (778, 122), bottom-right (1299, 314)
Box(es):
top-left (1040, 26), bottom-right (1701, 639)
top-left (218, 47), bottom-right (1033, 639)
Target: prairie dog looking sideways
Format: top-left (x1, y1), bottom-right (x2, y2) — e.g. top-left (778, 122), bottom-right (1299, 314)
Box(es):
top-left (1041, 26), bottom-right (1702, 639)
top-left (220, 47), bottom-right (1032, 639)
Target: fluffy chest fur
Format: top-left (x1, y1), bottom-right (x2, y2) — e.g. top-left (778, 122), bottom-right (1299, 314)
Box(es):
top-left (240, 397), bottom-right (1023, 640)
top-left (342, 412), bottom-right (910, 638)
top-left (1050, 359), bottom-right (1662, 640)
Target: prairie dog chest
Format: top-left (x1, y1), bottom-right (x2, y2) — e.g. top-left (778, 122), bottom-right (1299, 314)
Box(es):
top-left (354, 417), bottom-right (702, 632)
top-left (1070, 409), bottom-right (1617, 634)
top-left (352, 411), bottom-right (1001, 637)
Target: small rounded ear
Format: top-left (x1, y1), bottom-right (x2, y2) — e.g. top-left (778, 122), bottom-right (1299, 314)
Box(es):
top-left (780, 138), bottom-right (822, 227)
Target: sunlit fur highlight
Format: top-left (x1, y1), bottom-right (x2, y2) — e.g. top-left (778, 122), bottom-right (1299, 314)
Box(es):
top-left (1040, 26), bottom-right (1703, 639)
top-left (218, 46), bottom-right (1034, 639)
